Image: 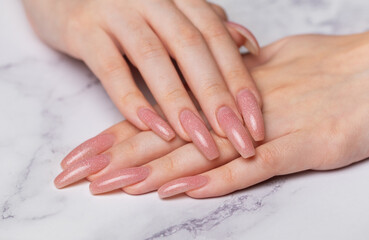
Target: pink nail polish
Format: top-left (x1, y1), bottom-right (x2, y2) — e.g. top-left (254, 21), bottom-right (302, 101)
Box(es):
top-left (158, 175), bottom-right (208, 199)
top-left (61, 134), bottom-right (115, 169)
top-left (54, 154), bottom-right (110, 189)
top-left (226, 21), bottom-right (260, 56)
top-left (237, 89), bottom-right (265, 141)
top-left (217, 106), bottom-right (255, 158)
top-left (137, 108), bottom-right (175, 141)
top-left (89, 167), bottom-right (150, 195)
top-left (179, 110), bottom-right (219, 160)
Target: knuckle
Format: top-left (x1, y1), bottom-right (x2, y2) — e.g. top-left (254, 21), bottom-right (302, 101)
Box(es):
top-left (162, 145), bottom-right (191, 173)
top-left (120, 91), bottom-right (143, 105)
top-left (163, 88), bottom-right (187, 102)
top-left (65, 14), bottom-right (92, 51)
top-left (162, 154), bottom-right (177, 172)
top-left (202, 23), bottom-right (228, 41)
top-left (101, 59), bottom-right (125, 79)
top-left (123, 16), bottom-right (145, 33)
top-left (317, 119), bottom-right (347, 168)
top-left (123, 139), bottom-right (140, 155)
top-left (176, 25), bottom-right (203, 48)
top-left (257, 144), bottom-right (280, 174)
top-left (202, 82), bottom-right (226, 99)
top-left (65, 2), bottom-right (97, 35)
top-left (215, 135), bottom-right (232, 149)
top-left (66, 11), bottom-right (87, 32)
top-left (221, 165), bottom-right (236, 185)
top-left (225, 67), bottom-right (247, 82)
top-left (138, 40), bottom-right (166, 59)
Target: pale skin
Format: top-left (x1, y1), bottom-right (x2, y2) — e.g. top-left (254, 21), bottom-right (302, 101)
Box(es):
top-left (55, 32), bottom-right (369, 198)
top-left (22, 0), bottom-right (264, 152)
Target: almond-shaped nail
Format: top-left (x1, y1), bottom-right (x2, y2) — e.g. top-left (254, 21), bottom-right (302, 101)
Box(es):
top-left (158, 175), bottom-right (208, 199)
top-left (61, 134), bottom-right (115, 169)
top-left (138, 108), bottom-right (175, 141)
top-left (89, 166), bottom-right (150, 195)
top-left (179, 110), bottom-right (219, 160)
top-left (54, 154), bottom-right (110, 189)
top-left (226, 21), bottom-right (260, 56)
top-left (237, 89), bottom-right (265, 141)
top-left (217, 106), bottom-right (255, 158)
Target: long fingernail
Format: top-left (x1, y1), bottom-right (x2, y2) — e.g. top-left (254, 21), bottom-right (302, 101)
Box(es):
top-left (54, 154), bottom-right (110, 189)
top-left (217, 106), bottom-right (255, 158)
top-left (138, 108), bottom-right (175, 141)
top-left (226, 21), bottom-right (260, 56)
top-left (61, 134), bottom-right (115, 169)
top-left (158, 175), bottom-right (208, 199)
top-left (89, 166), bottom-right (150, 195)
top-left (179, 110), bottom-right (219, 160)
top-left (237, 89), bottom-right (265, 141)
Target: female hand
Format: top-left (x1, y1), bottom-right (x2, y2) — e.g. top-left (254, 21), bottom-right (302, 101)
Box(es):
top-left (54, 32), bottom-right (369, 198)
top-left (23, 0), bottom-right (264, 160)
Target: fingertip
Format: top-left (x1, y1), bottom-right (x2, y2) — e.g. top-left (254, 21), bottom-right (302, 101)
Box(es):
top-left (226, 21), bottom-right (260, 56)
top-left (237, 89), bottom-right (265, 143)
top-left (89, 182), bottom-right (100, 195)
top-left (60, 133), bottom-right (115, 170)
top-left (185, 185), bottom-right (210, 199)
top-left (179, 109), bottom-right (220, 160)
top-left (227, 25), bottom-right (246, 48)
top-left (137, 107), bottom-right (176, 141)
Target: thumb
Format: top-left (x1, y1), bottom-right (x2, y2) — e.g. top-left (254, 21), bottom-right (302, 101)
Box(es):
top-left (209, 3), bottom-right (260, 55)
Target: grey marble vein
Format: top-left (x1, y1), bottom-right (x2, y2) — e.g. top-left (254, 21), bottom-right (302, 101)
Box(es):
top-left (1, 146), bottom-right (41, 220)
top-left (145, 180), bottom-right (284, 240)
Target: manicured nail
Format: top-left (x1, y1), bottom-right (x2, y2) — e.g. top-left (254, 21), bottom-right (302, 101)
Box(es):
top-left (179, 109), bottom-right (219, 160)
top-left (217, 106), bottom-right (255, 158)
top-left (158, 175), bottom-right (208, 199)
top-left (89, 166), bottom-right (150, 195)
top-left (61, 134), bottom-right (115, 169)
top-left (237, 89), bottom-right (265, 141)
top-left (54, 154), bottom-right (110, 189)
top-left (226, 21), bottom-right (260, 56)
top-left (138, 108), bottom-right (175, 141)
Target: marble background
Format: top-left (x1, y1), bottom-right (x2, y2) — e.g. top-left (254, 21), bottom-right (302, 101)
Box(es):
top-left (1, 0), bottom-right (369, 239)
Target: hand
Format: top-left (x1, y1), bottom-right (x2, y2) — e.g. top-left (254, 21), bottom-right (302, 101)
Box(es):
top-left (54, 32), bottom-right (369, 198)
top-left (23, 0), bottom-right (265, 160)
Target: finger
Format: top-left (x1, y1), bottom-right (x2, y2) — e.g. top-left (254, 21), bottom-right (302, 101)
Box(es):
top-left (122, 131), bottom-right (238, 195)
top-left (78, 29), bottom-right (175, 142)
top-left (89, 115), bottom-right (303, 196)
top-left (88, 132), bottom-right (186, 194)
top-left (174, 0), bottom-right (264, 141)
top-left (184, 132), bottom-right (318, 199)
top-left (209, 3), bottom-right (260, 54)
top-left (139, 1), bottom-right (254, 157)
top-left (242, 37), bottom-right (289, 69)
top-left (208, 3), bottom-right (248, 48)
top-left (55, 130), bottom-right (186, 190)
top-left (225, 22), bottom-right (260, 55)
top-left (60, 120), bottom-right (139, 169)
top-left (208, 3), bottom-right (228, 21)
top-left (106, 12), bottom-right (219, 160)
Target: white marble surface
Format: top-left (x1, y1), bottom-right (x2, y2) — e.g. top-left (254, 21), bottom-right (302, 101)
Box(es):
top-left (1, 0), bottom-right (369, 239)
